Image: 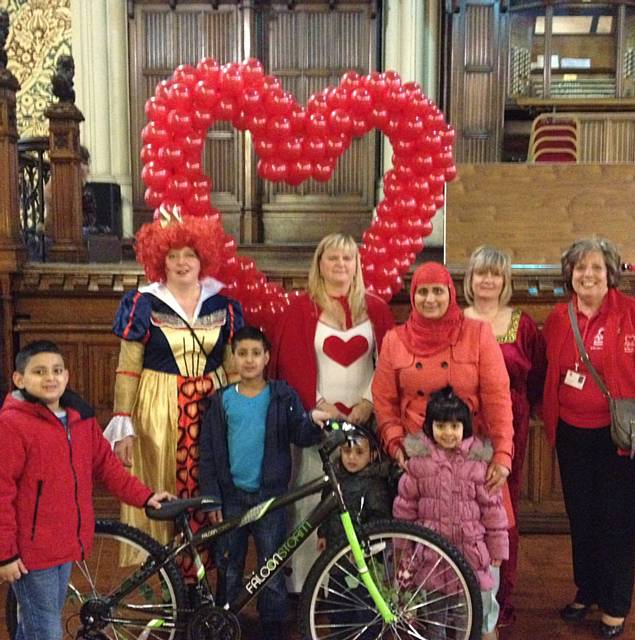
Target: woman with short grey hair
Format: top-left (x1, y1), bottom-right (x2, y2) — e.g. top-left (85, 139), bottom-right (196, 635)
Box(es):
top-left (542, 236), bottom-right (635, 639)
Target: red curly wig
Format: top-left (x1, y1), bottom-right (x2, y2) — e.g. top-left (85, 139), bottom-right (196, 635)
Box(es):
top-left (135, 215), bottom-right (224, 283)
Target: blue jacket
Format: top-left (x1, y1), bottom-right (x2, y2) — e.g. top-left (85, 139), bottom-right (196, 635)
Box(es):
top-left (199, 380), bottom-right (321, 505)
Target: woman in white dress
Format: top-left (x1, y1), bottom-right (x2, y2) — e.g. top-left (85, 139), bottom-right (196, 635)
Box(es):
top-left (270, 232), bottom-right (394, 593)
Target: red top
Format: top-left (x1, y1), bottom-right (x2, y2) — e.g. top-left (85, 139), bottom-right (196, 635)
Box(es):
top-left (542, 288), bottom-right (635, 445)
top-left (0, 392), bottom-right (152, 570)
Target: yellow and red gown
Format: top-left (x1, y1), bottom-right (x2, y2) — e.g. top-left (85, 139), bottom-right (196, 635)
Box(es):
top-left (105, 279), bottom-right (243, 575)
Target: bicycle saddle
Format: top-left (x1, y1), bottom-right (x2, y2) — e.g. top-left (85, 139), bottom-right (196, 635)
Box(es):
top-left (145, 496), bottom-right (222, 521)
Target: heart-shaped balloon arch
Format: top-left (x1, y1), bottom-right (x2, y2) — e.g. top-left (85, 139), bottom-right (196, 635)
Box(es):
top-left (140, 58), bottom-right (456, 332)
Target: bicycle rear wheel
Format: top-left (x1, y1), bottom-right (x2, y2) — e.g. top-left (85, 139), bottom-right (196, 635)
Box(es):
top-left (6, 519), bottom-right (187, 640)
top-left (299, 520), bottom-right (482, 640)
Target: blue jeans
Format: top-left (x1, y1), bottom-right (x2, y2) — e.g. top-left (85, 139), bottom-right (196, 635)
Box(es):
top-left (11, 562), bottom-right (73, 640)
top-left (214, 488), bottom-right (288, 624)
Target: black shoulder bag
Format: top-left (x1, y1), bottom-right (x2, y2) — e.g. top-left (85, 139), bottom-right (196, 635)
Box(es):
top-left (568, 302), bottom-right (635, 458)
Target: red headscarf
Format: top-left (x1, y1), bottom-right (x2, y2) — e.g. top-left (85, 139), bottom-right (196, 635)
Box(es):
top-left (396, 262), bottom-right (463, 356)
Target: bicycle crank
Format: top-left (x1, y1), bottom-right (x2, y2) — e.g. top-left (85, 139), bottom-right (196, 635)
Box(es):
top-left (187, 604), bottom-right (241, 640)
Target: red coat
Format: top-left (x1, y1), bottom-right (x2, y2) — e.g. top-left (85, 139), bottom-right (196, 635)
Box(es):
top-left (542, 288), bottom-right (635, 446)
top-left (372, 317), bottom-right (514, 470)
top-left (0, 391), bottom-right (152, 570)
top-left (270, 292), bottom-right (395, 410)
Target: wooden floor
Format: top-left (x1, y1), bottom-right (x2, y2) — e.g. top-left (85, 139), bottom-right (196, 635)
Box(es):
top-left (1, 534), bottom-right (633, 639)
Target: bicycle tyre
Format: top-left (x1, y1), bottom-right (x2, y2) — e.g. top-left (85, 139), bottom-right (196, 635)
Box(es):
top-left (5, 519), bottom-right (188, 640)
top-left (299, 519), bottom-right (483, 640)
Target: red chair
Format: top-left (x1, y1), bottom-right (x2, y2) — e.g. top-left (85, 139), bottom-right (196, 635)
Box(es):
top-left (529, 114), bottom-right (579, 162)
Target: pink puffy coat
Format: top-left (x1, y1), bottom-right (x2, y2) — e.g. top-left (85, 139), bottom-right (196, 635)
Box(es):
top-left (393, 434), bottom-right (509, 590)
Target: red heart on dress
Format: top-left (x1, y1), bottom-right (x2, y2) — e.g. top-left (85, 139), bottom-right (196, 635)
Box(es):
top-left (323, 335), bottom-right (369, 367)
top-left (335, 402), bottom-right (353, 416)
top-left (141, 59), bottom-right (456, 331)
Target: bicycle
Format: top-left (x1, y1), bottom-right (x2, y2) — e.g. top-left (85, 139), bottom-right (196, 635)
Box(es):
top-left (5, 420), bottom-right (482, 639)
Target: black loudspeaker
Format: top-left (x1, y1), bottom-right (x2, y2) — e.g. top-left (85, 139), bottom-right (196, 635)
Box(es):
top-left (85, 182), bottom-right (122, 238)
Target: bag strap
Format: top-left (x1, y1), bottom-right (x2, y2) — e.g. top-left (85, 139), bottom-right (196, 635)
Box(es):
top-left (567, 302), bottom-right (611, 400)
top-left (176, 311), bottom-right (209, 356)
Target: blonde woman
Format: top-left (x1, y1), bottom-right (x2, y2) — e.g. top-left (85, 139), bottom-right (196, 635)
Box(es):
top-left (270, 232), bottom-right (394, 593)
top-left (463, 245), bottom-right (546, 627)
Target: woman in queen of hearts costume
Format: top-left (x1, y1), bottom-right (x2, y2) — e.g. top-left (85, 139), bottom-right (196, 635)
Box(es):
top-left (105, 209), bottom-right (243, 575)
top-left (270, 232), bottom-right (394, 593)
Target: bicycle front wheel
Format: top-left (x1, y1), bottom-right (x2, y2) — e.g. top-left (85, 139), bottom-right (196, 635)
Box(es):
top-left (6, 519), bottom-right (187, 640)
top-left (300, 520), bottom-right (482, 640)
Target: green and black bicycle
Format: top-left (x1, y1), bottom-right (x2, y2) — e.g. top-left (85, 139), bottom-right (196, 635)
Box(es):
top-left (5, 421), bottom-right (482, 639)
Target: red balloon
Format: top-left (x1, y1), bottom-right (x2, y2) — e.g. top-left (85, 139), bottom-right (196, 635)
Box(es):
top-left (328, 109), bottom-right (353, 136)
top-left (444, 164), bottom-right (458, 182)
top-left (410, 154), bottom-right (434, 176)
top-left (141, 161), bottom-right (170, 190)
top-left (140, 143), bottom-right (160, 164)
top-left (288, 107), bottom-right (306, 135)
top-left (167, 109), bottom-right (193, 134)
top-left (350, 117), bottom-right (369, 137)
top-left (232, 110), bottom-right (250, 131)
top-left (213, 97), bottom-right (237, 121)
top-left (363, 71), bottom-right (388, 100)
top-left (154, 80), bottom-right (172, 101)
top-left (141, 121), bottom-right (170, 145)
top-left (191, 108), bottom-right (215, 130)
top-left (326, 87), bottom-right (350, 111)
top-left (262, 75), bottom-right (282, 93)
top-left (396, 116), bottom-right (425, 141)
top-left (185, 189), bottom-right (212, 215)
top-left (166, 83), bottom-right (192, 111)
top-left (264, 89), bottom-right (293, 116)
top-left (385, 88), bottom-right (408, 113)
top-left (145, 98), bottom-right (169, 123)
top-left (303, 137), bottom-right (326, 161)
top-left (383, 70), bottom-right (402, 90)
top-left (324, 133), bottom-right (350, 158)
top-left (254, 138), bottom-right (278, 159)
top-left (158, 143), bottom-right (184, 168)
top-left (370, 107), bottom-right (389, 130)
top-left (173, 64), bottom-right (199, 87)
top-left (182, 132), bottom-right (205, 158)
top-left (144, 187), bottom-right (164, 209)
top-left (350, 87), bottom-right (372, 116)
top-left (307, 113), bottom-right (328, 137)
top-left (341, 70), bottom-right (361, 92)
top-left (242, 58), bottom-right (265, 87)
top-left (193, 81), bottom-right (219, 110)
top-left (278, 137), bottom-right (303, 161)
top-left (197, 58), bottom-right (221, 86)
top-left (269, 116), bottom-right (292, 141)
top-left (257, 159), bottom-right (288, 182)
top-left (241, 87), bottom-right (263, 113)
top-left (166, 174), bottom-right (192, 201)
top-left (307, 91), bottom-right (331, 116)
top-left (289, 159), bottom-right (313, 183)
top-left (221, 62), bottom-right (245, 95)
top-left (183, 157), bottom-right (203, 177)
top-left (191, 176), bottom-right (212, 192)
top-left (312, 161), bottom-right (335, 182)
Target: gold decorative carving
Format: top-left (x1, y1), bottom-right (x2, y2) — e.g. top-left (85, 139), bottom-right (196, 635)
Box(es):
top-left (4, 0), bottom-right (72, 137)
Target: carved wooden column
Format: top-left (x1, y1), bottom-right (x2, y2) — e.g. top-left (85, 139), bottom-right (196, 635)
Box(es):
top-left (44, 55), bottom-right (87, 262)
top-left (0, 11), bottom-right (25, 272)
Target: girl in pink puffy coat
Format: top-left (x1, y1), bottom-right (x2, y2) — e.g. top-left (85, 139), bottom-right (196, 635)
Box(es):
top-left (393, 385), bottom-right (509, 640)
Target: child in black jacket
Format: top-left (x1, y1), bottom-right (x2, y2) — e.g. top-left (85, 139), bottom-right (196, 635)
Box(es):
top-left (199, 326), bottom-right (328, 640)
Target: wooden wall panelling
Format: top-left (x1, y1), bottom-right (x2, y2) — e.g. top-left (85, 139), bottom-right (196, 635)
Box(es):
top-left (448, 0), bottom-right (508, 162)
top-left (128, 4), bottom-right (243, 231)
top-left (262, 3), bottom-right (376, 243)
top-left (445, 163), bottom-right (635, 265)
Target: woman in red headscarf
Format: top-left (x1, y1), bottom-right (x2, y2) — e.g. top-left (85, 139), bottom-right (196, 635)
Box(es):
top-left (372, 262), bottom-right (514, 488)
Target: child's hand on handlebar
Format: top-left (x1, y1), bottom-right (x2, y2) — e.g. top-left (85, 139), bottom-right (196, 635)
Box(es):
top-left (208, 509), bottom-right (223, 524)
top-left (147, 491), bottom-right (175, 509)
top-left (317, 537), bottom-right (327, 552)
top-left (311, 408), bottom-right (332, 427)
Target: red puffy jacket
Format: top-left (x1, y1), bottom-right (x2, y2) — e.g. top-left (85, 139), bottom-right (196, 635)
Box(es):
top-left (0, 390), bottom-right (152, 570)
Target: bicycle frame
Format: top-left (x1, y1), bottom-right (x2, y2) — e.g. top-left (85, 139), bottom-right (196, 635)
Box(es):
top-left (83, 431), bottom-right (397, 635)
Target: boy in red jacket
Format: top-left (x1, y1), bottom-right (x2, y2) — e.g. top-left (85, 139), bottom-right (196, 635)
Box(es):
top-left (0, 340), bottom-right (170, 640)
